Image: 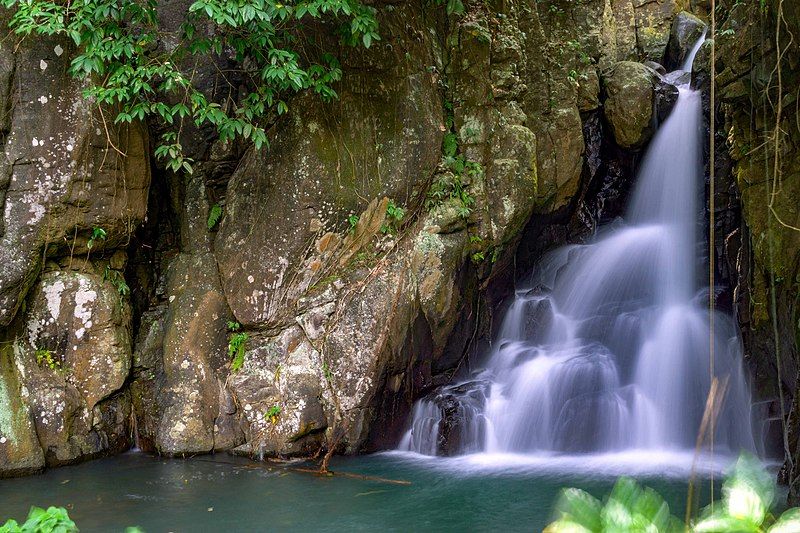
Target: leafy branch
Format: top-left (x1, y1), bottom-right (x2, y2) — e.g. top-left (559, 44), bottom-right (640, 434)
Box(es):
top-left (2, 0), bottom-right (381, 173)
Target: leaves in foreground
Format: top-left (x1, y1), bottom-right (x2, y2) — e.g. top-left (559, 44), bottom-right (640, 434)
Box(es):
top-left (546, 453), bottom-right (800, 533)
top-left (1, 506), bottom-right (77, 533)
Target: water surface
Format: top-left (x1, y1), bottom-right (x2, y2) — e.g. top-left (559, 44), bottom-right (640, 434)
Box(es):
top-left (0, 451), bottom-right (724, 532)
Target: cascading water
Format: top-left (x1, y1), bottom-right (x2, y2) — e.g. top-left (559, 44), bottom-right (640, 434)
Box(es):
top-left (398, 37), bottom-right (760, 465)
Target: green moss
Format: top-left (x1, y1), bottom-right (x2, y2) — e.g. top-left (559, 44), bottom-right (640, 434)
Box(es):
top-left (0, 343), bottom-right (44, 471)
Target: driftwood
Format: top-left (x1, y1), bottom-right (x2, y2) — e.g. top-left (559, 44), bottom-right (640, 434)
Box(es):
top-left (190, 457), bottom-right (412, 485)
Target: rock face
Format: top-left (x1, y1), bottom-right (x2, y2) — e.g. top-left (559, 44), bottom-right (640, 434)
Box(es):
top-left (0, 17), bottom-right (149, 475)
top-left (603, 61), bottom-right (679, 148)
top-left (1, 0), bottom-right (723, 476)
top-left (711, 0), bottom-right (800, 502)
top-left (0, 28), bottom-right (150, 327)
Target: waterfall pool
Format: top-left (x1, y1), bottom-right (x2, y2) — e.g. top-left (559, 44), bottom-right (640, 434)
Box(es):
top-left (0, 451), bottom-right (729, 532)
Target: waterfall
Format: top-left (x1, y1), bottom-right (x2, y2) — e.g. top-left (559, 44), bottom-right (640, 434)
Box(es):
top-left (398, 39), bottom-right (760, 462)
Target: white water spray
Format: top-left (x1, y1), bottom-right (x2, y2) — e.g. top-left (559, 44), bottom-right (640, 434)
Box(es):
top-left (398, 38), bottom-right (760, 464)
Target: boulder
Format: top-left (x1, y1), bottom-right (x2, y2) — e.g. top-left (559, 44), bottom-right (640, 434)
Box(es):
top-left (228, 325), bottom-right (330, 456)
top-left (12, 270), bottom-right (132, 467)
top-left (577, 68), bottom-right (602, 111)
top-left (665, 11), bottom-right (707, 70)
top-left (644, 60), bottom-right (667, 76)
top-left (603, 61), bottom-right (679, 149)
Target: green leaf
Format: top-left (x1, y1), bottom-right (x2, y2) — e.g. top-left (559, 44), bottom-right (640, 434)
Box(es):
top-left (694, 510), bottom-right (757, 532)
top-left (713, 454), bottom-right (775, 528)
top-left (446, 0), bottom-right (464, 15)
top-left (442, 132), bottom-right (458, 158)
top-left (551, 488), bottom-right (603, 532)
top-left (770, 508), bottom-right (800, 532)
top-left (207, 203), bottom-right (223, 230)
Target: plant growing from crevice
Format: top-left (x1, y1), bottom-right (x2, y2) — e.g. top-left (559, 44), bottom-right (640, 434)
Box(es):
top-left (265, 404), bottom-right (281, 424)
top-left (566, 39), bottom-right (592, 67)
top-left (322, 361), bottom-right (333, 384)
top-left (427, 171), bottom-right (477, 220)
top-left (347, 214), bottom-right (359, 233)
top-left (207, 203), bottom-right (223, 230)
top-left (426, 102), bottom-right (481, 220)
top-left (227, 321), bottom-right (248, 372)
top-left (35, 348), bottom-right (62, 372)
top-left (87, 226), bottom-right (106, 250)
top-left (103, 265), bottom-right (130, 304)
top-left (380, 199), bottom-right (405, 234)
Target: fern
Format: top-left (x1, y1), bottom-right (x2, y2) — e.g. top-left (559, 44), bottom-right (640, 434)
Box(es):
top-left (103, 266), bottom-right (130, 304)
top-left (227, 321), bottom-right (248, 372)
top-left (207, 204), bottom-right (223, 230)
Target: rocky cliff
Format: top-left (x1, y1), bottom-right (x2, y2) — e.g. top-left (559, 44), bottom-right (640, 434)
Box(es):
top-left (705, 0), bottom-right (800, 502)
top-left (8, 0), bottom-right (790, 479)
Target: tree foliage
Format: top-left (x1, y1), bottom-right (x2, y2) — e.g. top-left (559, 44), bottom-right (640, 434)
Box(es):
top-left (1, 0), bottom-right (381, 172)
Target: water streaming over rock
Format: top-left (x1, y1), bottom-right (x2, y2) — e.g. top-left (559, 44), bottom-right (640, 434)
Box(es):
top-left (398, 39), bottom-right (760, 462)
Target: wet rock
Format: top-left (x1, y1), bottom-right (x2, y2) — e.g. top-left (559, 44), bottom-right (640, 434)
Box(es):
top-left (644, 60), bottom-right (667, 75)
top-left (24, 271), bottom-right (131, 412)
top-left (577, 69), bottom-right (601, 112)
top-left (603, 61), bottom-right (678, 149)
top-left (691, 39), bottom-right (714, 91)
top-left (214, 4), bottom-right (443, 327)
top-left (0, 0), bottom-right (698, 473)
top-left (665, 11), bottom-right (707, 70)
top-left (0, 343), bottom-right (45, 477)
top-left (228, 326), bottom-right (328, 456)
top-left (426, 380), bottom-right (490, 456)
top-left (520, 297), bottom-right (555, 341)
top-left (152, 252), bottom-right (230, 455)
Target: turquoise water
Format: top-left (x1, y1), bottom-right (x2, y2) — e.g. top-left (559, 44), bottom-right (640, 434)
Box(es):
top-left (0, 451), bottom-right (724, 532)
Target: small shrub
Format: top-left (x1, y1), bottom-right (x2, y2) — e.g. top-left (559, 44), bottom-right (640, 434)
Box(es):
top-left (265, 404), bottom-right (281, 424)
top-left (35, 349), bottom-right (61, 372)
